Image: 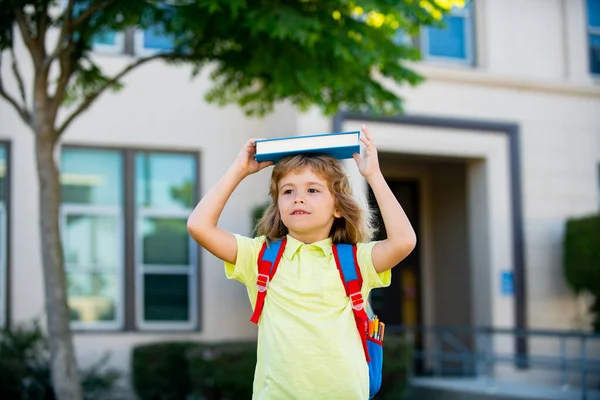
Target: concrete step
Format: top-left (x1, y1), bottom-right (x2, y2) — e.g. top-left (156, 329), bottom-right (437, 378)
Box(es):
top-left (405, 378), bottom-right (600, 400)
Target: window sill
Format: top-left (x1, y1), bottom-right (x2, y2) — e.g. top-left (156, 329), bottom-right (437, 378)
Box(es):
top-left (411, 63), bottom-right (600, 98)
top-left (71, 327), bottom-right (201, 334)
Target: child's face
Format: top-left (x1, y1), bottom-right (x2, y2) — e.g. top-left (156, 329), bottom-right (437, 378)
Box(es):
top-left (277, 167), bottom-right (341, 243)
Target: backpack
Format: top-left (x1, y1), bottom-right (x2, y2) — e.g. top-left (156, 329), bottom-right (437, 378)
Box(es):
top-left (249, 238), bottom-right (384, 399)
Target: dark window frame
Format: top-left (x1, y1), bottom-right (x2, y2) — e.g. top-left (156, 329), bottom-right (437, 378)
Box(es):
top-left (598, 163), bottom-right (600, 207)
top-left (587, 0), bottom-right (600, 76)
top-left (0, 142), bottom-right (10, 328)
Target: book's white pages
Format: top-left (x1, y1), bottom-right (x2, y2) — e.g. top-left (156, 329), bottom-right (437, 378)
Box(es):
top-left (256, 132), bottom-right (358, 154)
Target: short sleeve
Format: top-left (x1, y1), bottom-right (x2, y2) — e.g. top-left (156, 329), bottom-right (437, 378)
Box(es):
top-left (224, 234), bottom-right (266, 286)
top-left (356, 241), bottom-right (391, 294)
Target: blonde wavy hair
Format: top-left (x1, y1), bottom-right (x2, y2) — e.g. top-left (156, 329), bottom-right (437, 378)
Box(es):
top-left (255, 154), bottom-right (375, 244)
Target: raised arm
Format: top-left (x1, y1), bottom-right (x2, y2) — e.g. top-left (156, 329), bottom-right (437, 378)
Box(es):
top-left (187, 139), bottom-right (273, 264)
top-left (353, 125), bottom-right (417, 273)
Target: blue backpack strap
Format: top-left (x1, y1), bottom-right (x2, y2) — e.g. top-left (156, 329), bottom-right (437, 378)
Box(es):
top-left (332, 244), bottom-right (370, 361)
top-left (333, 244), bottom-right (365, 310)
top-left (250, 238), bottom-right (286, 324)
top-left (257, 239), bottom-right (284, 289)
top-left (333, 244), bottom-right (383, 399)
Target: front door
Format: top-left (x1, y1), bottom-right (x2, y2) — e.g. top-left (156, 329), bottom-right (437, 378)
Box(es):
top-left (368, 179), bottom-right (422, 346)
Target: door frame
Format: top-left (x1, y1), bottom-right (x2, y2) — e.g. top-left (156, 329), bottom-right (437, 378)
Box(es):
top-left (333, 111), bottom-right (527, 363)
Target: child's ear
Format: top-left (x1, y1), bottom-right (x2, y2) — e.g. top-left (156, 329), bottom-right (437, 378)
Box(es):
top-left (334, 209), bottom-right (342, 218)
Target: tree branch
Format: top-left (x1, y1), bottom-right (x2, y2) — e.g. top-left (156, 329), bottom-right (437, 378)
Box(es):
top-left (46, 0), bottom-right (75, 69)
top-left (14, 7), bottom-right (43, 67)
top-left (10, 46), bottom-right (27, 107)
top-left (37, 2), bottom-right (50, 42)
top-left (14, 7), bottom-right (36, 52)
top-left (57, 53), bottom-right (169, 136)
top-left (0, 56), bottom-right (32, 127)
top-left (64, 0), bottom-right (76, 26)
top-left (47, 0), bottom-right (120, 67)
top-left (69, 0), bottom-right (121, 31)
top-left (49, 41), bottom-right (77, 122)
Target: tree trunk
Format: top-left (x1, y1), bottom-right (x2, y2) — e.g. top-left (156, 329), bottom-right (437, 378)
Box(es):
top-left (35, 132), bottom-right (83, 400)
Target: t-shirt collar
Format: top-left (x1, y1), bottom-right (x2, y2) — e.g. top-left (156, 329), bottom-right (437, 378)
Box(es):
top-left (284, 234), bottom-right (333, 259)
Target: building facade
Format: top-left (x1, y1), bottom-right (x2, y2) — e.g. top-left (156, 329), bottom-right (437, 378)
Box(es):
top-left (1, 0), bottom-right (599, 389)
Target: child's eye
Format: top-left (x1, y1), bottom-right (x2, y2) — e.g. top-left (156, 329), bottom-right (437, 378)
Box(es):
top-left (283, 189), bottom-right (293, 195)
top-left (308, 188), bottom-right (319, 193)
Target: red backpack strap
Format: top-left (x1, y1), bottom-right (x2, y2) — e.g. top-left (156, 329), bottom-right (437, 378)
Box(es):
top-left (250, 238), bottom-right (286, 324)
top-left (332, 243), bottom-right (371, 362)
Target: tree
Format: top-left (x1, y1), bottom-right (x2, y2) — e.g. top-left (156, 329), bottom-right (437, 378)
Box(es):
top-left (0, 0), bottom-right (464, 398)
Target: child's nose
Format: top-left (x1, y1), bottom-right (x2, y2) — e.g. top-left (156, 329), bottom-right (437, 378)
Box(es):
top-left (294, 196), bottom-right (305, 204)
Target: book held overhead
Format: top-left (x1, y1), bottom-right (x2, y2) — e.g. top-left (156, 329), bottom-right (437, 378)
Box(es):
top-left (254, 130), bottom-right (360, 163)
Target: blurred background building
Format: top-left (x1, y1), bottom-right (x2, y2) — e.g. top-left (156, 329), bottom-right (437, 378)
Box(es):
top-left (1, 0), bottom-right (599, 396)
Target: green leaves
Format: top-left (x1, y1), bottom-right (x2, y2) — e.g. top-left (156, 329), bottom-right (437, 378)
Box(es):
top-left (187, 0), bottom-right (443, 116)
top-left (62, 58), bottom-right (123, 108)
top-left (563, 213), bottom-right (600, 331)
top-left (0, 4), bottom-right (15, 51)
top-left (3, 0), bottom-right (464, 120)
top-left (564, 213), bottom-right (600, 294)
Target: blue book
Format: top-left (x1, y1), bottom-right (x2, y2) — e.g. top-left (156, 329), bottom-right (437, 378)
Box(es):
top-left (254, 130), bottom-right (360, 163)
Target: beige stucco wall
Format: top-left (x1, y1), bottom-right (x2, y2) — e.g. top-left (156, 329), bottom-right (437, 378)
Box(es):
top-left (0, 0), bottom-right (599, 387)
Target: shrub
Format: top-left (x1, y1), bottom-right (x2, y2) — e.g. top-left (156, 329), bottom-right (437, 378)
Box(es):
top-left (564, 213), bottom-right (600, 331)
top-left (80, 354), bottom-right (121, 400)
top-left (186, 338), bottom-right (410, 400)
top-left (131, 341), bottom-right (199, 400)
top-left (132, 336), bottom-right (410, 400)
top-left (377, 334), bottom-right (412, 399)
top-left (0, 321), bottom-right (52, 400)
top-left (187, 341), bottom-right (257, 400)
top-left (0, 321), bottom-right (120, 400)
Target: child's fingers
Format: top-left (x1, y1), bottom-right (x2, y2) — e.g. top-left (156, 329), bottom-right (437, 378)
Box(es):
top-left (244, 138), bottom-right (264, 155)
top-left (361, 124), bottom-right (373, 140)
top-left (360, 135), bottom-right (376, 153)
top-left (352, 153), bottom-right (361, 166)
top-left (360, 125), bottom-right (377, 150)
top-left (258, 161), bottom-right (274, 170)
top-left (247, 138), bottom-right (265, 148)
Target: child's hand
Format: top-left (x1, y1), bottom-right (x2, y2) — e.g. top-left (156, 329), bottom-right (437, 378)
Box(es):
top-left (234, 138), bottom-right (273, 176)
top-left (353, 125), bottom-right (381, 179)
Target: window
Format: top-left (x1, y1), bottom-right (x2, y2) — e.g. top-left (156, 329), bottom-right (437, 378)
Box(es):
top-left (62, 0), bottom-right (175, 56)
top-left (60, 148), bottom-right (198, 331)
top-left (0, 144), bottom-right (7, 327)
top-left (134, 152), bottom-right (197, 330)
top-left (134, 26), bottom-right (175, 56)
top-left (61, 149), bottom-right (124, 330)
top-left (588, 0), bottom-right (600, 75)
top-left (64, 0), bottom-right (125, 54)
top-left (90, 29), bottom-right (126, 55)
top-left (420, 3), bottom-right (474, 65)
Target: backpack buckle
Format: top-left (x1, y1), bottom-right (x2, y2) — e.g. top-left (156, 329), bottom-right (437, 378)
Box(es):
top-left (349, 292), bottom-right (365, 311)
top-left (257, 273), bottom-right (270, 292)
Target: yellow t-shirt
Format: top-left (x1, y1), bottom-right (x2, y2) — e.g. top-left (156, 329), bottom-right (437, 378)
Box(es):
top-left (225, 234), bottom-right (391, 400)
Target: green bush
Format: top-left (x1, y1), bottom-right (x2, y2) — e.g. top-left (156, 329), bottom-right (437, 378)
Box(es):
top-left (0, 321), bottom-right (52, 400)
top-left (0, 321), bottom-right (120, 400)
top-left (187, 341), bottom-right (257, 400)
top-left (132, 337), bottom-right (410, 400)
top-left (564, 213), bottom-right (600, 331)
top-left (131, 341), bottom-right (200, 400)
top-left (376, 334), bottom-right (412, 400)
